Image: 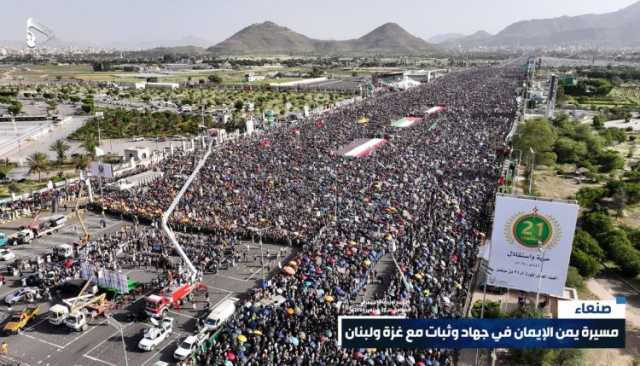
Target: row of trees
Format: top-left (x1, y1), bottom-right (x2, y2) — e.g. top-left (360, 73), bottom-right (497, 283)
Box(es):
top-left (70, 108), bottom-right (219, 140)
top-left (25, 139), bottom-right (93, 182)
top-left (512, 114), bottom-right (627, 173)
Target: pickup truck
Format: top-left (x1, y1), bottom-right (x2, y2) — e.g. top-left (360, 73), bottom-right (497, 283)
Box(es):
top-left (3, 305), bottom-right (40, 334)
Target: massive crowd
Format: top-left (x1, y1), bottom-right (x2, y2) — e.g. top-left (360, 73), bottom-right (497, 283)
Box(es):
top-left (90, 65), bottom-right (521, 365)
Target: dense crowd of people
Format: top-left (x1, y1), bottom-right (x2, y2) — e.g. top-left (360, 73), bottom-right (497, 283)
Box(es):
top-left (89, 65), bottom-right (521, 365)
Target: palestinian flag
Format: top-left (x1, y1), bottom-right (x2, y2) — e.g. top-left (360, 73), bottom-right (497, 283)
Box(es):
top-left (336, 138), bottom-right (387, 158)
top-left (427, 106), bottom-right (445, 115)
top-left (391, 116), bottom-right (423, 128)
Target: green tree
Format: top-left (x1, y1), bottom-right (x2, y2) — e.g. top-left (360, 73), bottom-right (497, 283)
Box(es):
top-left (592, 115), bottom-right (604, 130)
top-left (49, 139), bottom-right (70, 166)
top-left (512, 118), bottom-right (558, 165)
top-left (571, 249), bottom-right (602, 277)
top-left (71, 154), bottom-right (90, 173)
top-left (573, 230), bottom-right (605, 260)
top-left (7, 181), bottom-right (21, 195)
top-left (26, 152), bottom-right (49, 182)
top-left (207, 74), bottom-right (222, 84)
top-left (8, 101), bottom-right (22, 115)
top-left (581, 211), bottom-right (614, 240)
top-left (575, 187), bottom-right (606, 208)
top-left (597, 150), bottom-right (624, 172)
top-left (81, 135), bottom-right (99, 159)
top-left (554, 137), bottom-right (587, 163)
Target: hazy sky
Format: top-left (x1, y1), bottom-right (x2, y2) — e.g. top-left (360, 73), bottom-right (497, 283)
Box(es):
top-left (2, 0), bottom-right (638, 45)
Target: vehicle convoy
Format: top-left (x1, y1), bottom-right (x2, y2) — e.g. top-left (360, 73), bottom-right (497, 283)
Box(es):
top-left (138, 317), bottom-right (174, 351)
top-left (3, 305), bottom-right (40, 334)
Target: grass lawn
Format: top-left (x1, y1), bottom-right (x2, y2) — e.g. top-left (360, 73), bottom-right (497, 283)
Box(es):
top-left (0, 180), bottom-right (47, 198)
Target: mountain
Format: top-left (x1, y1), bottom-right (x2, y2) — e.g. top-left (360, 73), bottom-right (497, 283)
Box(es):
top-left (440, 30), bottom-right (492, 48)
top-left (207, 21), bottom-right (433, 56)
top-left (208, 21), bottom-right (317, 55)
top-left (451, 1), bottom-right (640, 48)
top-left (428, 33), bottom-right (465, 44)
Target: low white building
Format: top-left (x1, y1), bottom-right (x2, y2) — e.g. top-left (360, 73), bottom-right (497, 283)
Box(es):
top-left (245, 73), bottom-right (266, 82)
top-left (117, 81), bottom-right (146, 90)
top-left (146, 82), bottom-right (179, 90)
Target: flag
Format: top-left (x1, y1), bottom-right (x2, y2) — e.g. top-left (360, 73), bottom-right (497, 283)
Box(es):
top-left (292, 128), bottom-right (300, 135)
top-left (357, 116), bottom-right (369, 124)
top-left (336, 138), bottom-right (387, 158)
top-left (315, 119), bottom-right (324, 128)
top-left (391, 117), bottom-right (423, 128)
top-left (259, 139), bottom-right (272, 147)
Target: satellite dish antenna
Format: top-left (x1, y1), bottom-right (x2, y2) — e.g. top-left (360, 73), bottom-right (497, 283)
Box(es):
top-left (26, 17), bottom-right (54, 49)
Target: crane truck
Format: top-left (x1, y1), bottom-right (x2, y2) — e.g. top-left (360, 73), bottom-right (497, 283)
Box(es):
top-left (144, 138), bottom-right (212, 318)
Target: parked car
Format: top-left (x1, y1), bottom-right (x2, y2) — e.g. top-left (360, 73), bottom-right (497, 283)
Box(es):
top-left (0, 249), bottom-right (16, 261)
top-left (174, 333), bottom-right (206, 361)
top-left (4, 287), bottom-right (39, 305)
top-left (138, 317), bottom-right (174, 351)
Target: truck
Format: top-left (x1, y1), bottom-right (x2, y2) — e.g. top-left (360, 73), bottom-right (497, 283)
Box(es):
top-left (144, 282), bottom-right (199, 318)
top-left (3, 305), bottom-right (40, 334)
top-left (11, 215), bottom-right (67, 245)
top-left (144, 136), bottom-right (212, 319)
top-left (0, 232), bottom-right (8, 247)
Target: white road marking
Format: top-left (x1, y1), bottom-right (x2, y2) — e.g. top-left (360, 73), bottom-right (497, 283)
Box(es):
top-left (83, 321), bottom-right (134, 357)
top-left (167, 309), bottom-right (196, 320)
top-left (139, 334), bottom-right (180, 366)
top-left (62, 318), bottom-right (107, 348)
top-left (83, 354), bottom-right (117, 366)
top-left (205, 285), bottom-right (233, 294)
top-left (21, 332), bottom-right (65, 349)
top-left (246, 268), bottom-right (262, 281)
top-left (24, 317), bottom-right (47, 331)
top-left (214, 273), bottom-right (250, 282)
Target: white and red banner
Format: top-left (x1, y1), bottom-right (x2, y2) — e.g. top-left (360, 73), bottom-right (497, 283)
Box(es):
top-left (337, 138), bottom-right (387, 158)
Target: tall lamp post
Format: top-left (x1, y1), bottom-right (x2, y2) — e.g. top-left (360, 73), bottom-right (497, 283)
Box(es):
top-left (105, 314), bottom-right (128, 366)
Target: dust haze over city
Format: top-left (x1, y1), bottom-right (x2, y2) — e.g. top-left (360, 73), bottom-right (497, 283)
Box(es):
top-left (0, 1), bottom-right (640, 366)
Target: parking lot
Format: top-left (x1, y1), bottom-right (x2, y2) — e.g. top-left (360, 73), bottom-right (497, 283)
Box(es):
top-left (0, 210), bottom-right (294, 366)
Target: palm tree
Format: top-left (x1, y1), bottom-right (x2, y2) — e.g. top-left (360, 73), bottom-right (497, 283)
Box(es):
top-left (72, 154), bottom-right (90, 173)
top-left (49, 139), bottom-right (70, 166)
top-left (81, 134), bottom-right (98, 159)
top-left (26, 152), bottom-right (49, 182)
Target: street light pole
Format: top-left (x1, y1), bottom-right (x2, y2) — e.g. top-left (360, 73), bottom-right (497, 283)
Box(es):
top-left (105, 314), bottom-right (128, 366)
top-left (528, 147), bottom-right (535, 195)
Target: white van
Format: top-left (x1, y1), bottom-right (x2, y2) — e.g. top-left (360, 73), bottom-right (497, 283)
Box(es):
top-left (203, 298), bottom-right (238, 332)
top-left (53, 244), bottom-right (74, 259)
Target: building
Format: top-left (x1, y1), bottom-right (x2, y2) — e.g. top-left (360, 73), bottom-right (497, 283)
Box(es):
top-left (146, 82), bottom-right (179, 90)
top-left (245, 73), bottom-right (266, 82)
top-left (117, 81), bottom-right (146, 90)
top-left (124, 147), bottom-right (151, 162)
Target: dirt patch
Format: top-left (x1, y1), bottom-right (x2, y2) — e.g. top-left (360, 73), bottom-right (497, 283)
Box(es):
top-left (533, 166), bottom-right (597, 200)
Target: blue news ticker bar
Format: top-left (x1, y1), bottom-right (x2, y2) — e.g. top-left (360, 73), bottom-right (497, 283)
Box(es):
top-left (339, 317), bottom-right (625, 349)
